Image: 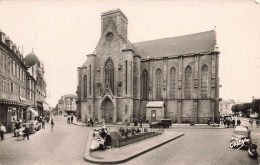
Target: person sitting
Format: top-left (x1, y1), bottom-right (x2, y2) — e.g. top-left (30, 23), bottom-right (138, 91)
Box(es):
top-left (104, 134), bottom-right (112, 148)
top-left (100, 128), bottom-right (107, 139)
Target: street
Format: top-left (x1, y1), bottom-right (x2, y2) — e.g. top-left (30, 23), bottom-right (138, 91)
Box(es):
top-left (123, 128), bottom-right (258, 165)
top-left (0, 116), bottom-right (258, 165)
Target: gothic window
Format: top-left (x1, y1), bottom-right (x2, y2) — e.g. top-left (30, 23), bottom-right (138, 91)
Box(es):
top-left (142, 70), bottom-right (148, 99)
top-left (83, 75), bottom-right (87, 99)
top-left (201, 64), bottom-right (209, 98)
top-left (184, 66), bottom-right (192, 99)
top-left (104, 58), bottom-right (115, 93)
top-left (170, 67), bottom-right (176, 98)
top-left (156, 68), bottom-right (162, 99)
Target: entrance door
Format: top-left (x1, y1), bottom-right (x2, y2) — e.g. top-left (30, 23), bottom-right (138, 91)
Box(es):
top-left (151, 110), bottom-right (156, 122)
top-left (101, 98), bottom-right (114, 123)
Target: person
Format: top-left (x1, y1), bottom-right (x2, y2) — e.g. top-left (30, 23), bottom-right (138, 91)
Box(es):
top-left (237, 118), bottom-right (241, 126)
top-left (71, 115), bottom-right (74, 123)
top-left (90, 118), bottom-right (94, 127)
top-left (39, 116), bottom-right (43, 129)
top-left (51, 119), bottom-right (54, 131)
top-left (0, 123), bottom-right (6, 140)
top-left (226, 118), bottom-right (230, 128)
top-left (232, 119), bottom-right (235, 128)
top-left (139, 118), bottom-right (142, 128)
top-left (67, 116), bottom-right (70, 124)
top-left (223, 119), bottom-right (226, 127)
top-left (42, 118), bottom-right (45, 129)
top-left (14, 120), bottom-right (21, 137)
top-left (23, 125), bottom-right (30, 140)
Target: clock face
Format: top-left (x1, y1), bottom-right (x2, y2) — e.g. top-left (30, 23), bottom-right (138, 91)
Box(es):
top-left (106, 32), bottom-right (114, 42)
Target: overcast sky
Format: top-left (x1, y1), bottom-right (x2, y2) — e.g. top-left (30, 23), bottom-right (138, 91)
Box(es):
top-left (0, 0), bottom-right (260, 107)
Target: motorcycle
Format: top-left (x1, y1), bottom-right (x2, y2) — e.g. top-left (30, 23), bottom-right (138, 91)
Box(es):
top-left (229, 138), bottom-right (250, 150)
top-left (248, 142), bottom-right (258, 159)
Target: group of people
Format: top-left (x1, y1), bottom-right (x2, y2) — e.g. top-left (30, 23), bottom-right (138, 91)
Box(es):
top-left (90, 125), bottom-right (112, 150)
top-left (221, 117), bottom-right (241, 128)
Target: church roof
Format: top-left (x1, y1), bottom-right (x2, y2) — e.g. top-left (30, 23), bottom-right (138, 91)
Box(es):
top-left (132, 30), bottom-right (216, 59)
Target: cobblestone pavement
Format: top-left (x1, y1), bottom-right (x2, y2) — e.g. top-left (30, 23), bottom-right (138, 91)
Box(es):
top-left (121, 128), bottom-right (258, 165)
top-left (0, 116), bottom-right (93, 165)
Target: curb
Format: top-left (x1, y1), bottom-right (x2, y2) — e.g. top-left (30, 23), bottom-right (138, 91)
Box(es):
top-left (84, 133), bottom-right (184, 164)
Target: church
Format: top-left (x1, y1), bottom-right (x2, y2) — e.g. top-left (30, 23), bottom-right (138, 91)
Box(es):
top-left (76, 9), bottom-right (220, 124)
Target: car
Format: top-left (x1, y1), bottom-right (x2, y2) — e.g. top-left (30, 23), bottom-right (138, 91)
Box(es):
top-left (235, 125), bottom-right (251, 135)
top-left (29, 120), bottom-right (41, 131)
top-left (150, 120), bottom-right (171, 128)
top-left (230, 126), bottom-right (251, 146)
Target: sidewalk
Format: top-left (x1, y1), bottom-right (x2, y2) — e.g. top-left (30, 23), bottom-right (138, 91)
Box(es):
top-left (84, 131), bottom-right (184, 164)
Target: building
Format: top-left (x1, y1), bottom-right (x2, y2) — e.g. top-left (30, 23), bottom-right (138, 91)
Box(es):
top-left (0, 30), bottom-right (37, 132)
top-left (219, 99), bottom-right (235, 116)
top-left (58, 94), bottom-right (77, 115)
top-left (25, 50), bottom-right (47, 117)
top-left (76, 9), bottom-right (220, 124)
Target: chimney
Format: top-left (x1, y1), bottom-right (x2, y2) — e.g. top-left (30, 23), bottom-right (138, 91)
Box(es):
top-left (0, 30), bottom-right (6, 43)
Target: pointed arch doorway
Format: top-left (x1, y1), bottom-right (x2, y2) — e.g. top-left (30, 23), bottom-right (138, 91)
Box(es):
top-left (101, 97), bottom-right (114, 123)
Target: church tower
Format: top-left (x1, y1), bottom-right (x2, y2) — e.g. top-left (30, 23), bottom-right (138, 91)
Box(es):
top-left (101, 9), bottom-right (128, 41)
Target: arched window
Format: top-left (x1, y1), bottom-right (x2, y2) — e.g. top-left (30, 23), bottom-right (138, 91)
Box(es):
top-left (184, 66), bottom-right (192, 99)
top-left (170, 67), bottom-right (176, 98)
top-left (201, 64), bottom-right (209, 98)
top-left (83, 75), bottom-right (87, 99)
top-left (104, 58), bottom-right (115, 93)
top-left (142, 70), bottom-right (149, 99)
top-left (156, 68), bottom-right (162, 99)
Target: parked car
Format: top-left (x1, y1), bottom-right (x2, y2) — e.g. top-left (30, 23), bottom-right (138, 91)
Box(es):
top-left (21, 123), bottom-right (35, 134)
top-left (30, 120), bottom-right (41, 131)
top-left (150, 119), bottom-right (171, 128)
top-left (231, 126), bottom-right (251, 146)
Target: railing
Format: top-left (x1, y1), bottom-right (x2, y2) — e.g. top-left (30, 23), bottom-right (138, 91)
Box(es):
top-left (110, 127), bottom-right (164, 148)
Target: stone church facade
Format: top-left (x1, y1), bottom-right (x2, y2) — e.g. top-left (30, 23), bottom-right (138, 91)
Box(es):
top-left (76, 9), bottom-right (220, 124)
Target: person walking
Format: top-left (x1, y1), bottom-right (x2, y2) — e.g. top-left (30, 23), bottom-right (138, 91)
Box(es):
top-left (237, 118), bottom-right (241, 126)
top-left (139, 118), bottom-right (142, 128)
top-left (0, 123), bottom-right (6, 140)
top-left (71, 115), bottom-right (74, 124)
top-left (90, 118), bottom-right (94, 127)
top-left (232, 119), bottom-right (235, 128)
top-left (51, 119), bottom-right (54, 131)
top-left (23, 125), bottom-right (30, 140)
top-left (42, 118), bottom-right (45, 129)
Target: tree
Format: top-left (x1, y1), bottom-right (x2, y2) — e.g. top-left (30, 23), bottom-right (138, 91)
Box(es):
top-left (252, 99), bottom-right (260, 113)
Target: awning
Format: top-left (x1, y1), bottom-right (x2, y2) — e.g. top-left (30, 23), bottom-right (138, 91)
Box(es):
top-left (28, 108), bottom-right (39, 116)
top-left (146, 101), bottom-right (164, 108)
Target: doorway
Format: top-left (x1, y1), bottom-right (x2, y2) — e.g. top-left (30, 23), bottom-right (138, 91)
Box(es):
top-left (101, 98), bottom-right (114, 123)
top-left (151, 110), bottom-right (156, 122)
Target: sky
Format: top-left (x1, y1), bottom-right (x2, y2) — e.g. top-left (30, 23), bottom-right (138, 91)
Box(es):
top-left (0, 0), bottom-right (260, 107)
